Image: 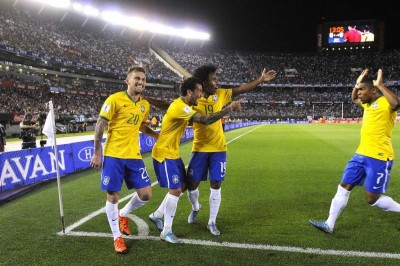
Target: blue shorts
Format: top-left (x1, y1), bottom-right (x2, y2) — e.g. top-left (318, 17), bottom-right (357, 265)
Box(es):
top-left (342, 154), bottom-right (393, 194)
top-left (187, 152), bottom-right (227, 182)
top-left (152, 158), bottom-right (186, 189)
top-left (100, 156), bottom-right (151, 191)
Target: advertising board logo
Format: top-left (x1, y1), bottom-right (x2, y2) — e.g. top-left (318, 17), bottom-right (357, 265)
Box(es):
top-left (145, 137), bottom-right (155, 147)
top-left (78, 147), bottom-right (95, 162)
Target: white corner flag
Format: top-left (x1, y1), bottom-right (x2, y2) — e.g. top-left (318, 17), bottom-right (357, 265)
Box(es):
top-left (42, 103), bottom-right (55, 146)
top-left (42, 101), bottom-right (65, 234)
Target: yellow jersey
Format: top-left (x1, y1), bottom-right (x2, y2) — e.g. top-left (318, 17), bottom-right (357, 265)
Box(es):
top-left (192, 89), bottom-right (233, 152)
top-left (152, 97), bottom-right (197, 162)
top-left (356, 96), bottom-right (396, 160)
top-left (99, 91), bottom-right (150, 159)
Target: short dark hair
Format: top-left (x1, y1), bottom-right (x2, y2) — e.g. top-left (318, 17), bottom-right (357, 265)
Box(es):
top-left (25, 113), bottom-right (32, 119)
top-left (192, 64), bottom-right (218, 84)
top-left (360, 76), bottom-right (374, 88)
top-left (127, 65), bottom-right (146, 76)
top-left (180, 77), bottom-right (202, 96)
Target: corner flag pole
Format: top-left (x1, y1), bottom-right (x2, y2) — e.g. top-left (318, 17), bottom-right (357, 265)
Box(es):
top-left (43, 100), bottom-right (65, 234)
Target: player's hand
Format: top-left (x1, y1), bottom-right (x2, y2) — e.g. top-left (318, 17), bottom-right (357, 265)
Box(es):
top-left (373, 69), bottom-right (383, 87)
top-left (356, 69), bottom-right (369, 84)
top-left (90, 154), bottom-right (102, 170)
top-left (261, 69), bottom-right (277, 82)
top-left (228, 98), bottom-right (245, 111)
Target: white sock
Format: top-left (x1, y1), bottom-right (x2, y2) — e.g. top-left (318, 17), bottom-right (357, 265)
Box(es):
top-left (188, 188), bottom-right (200, 211)
top-left (105, 201), bottom-right (121, 240)
top-left (326, 185), bottom-right (351, 229)
top-left (372, 195), bottom-right (400, 212)
top-left (163, 193), bottom-right (179, 234)
top-left (120, 194), bottom-right (147, 217)
top-left (152, 193), bottom-right (169, 219)
top-left (208, 188), bottom-right (221, 225)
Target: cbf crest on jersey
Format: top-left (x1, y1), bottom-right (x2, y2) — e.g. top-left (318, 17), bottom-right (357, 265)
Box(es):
top-left (212, 95), bottom-right (218, 101)
top-left (141, 104), bottom-right (145, 113)
top-left (372, 102), bottom-right (378, 110)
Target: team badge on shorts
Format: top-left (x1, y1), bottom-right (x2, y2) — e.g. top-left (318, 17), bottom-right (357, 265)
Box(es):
top-left (102, 176), bottom-right (110, 186)
top-left (188, 169), bottom-right (194, 178)
top-left (212, 95), bottom-right (218, 101)
top-left (172, 175), bottom-right (179, 184)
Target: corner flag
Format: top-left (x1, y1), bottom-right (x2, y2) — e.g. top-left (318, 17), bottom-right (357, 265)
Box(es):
top-left (43, 101), bottom-right (65, 234)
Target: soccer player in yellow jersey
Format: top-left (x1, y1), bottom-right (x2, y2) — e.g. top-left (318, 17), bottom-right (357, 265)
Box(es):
top-left (310, 69), bottom-right (400, 234)
top-left (186, 65), bottom-right (277, 235)
top-left (90, 66), bottom-right (158, 254)
top-left (148, 77), bottom-right (243, 244)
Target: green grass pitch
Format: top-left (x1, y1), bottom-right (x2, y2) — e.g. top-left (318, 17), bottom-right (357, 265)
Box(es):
top-left (1, 123), bottom-right (400, 265)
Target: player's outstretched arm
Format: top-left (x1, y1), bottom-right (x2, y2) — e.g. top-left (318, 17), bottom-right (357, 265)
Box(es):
top-left (374, 69), bottom-right (400, 111)
top-left (192, 99), bottom-right (244, 125)
top-left (232, 69), bottom-right (277, 97)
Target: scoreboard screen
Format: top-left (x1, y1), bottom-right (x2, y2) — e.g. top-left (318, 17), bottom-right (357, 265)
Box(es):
top-left (320, 19), bottom-right (383, 50)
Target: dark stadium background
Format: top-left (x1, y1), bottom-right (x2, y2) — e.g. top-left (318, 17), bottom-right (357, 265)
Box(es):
top-left (96, 0), bottom-right (400, 52)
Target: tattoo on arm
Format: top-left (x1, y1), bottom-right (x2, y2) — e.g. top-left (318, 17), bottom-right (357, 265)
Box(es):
top-left (93, 118), bottom-right (107, 154)
top-left (193, 108), bottom-right (230, 125)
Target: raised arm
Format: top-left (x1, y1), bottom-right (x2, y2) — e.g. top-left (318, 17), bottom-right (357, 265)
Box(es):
top-left (191, 99), bottom-right (244, 125)
top-left (374, 69), bottom-right (400, 111)
top-left (232, 69), bottom-right (277, 97)
top-left (90, 117), bottom-right (107, 170)
top-left (142, 96), bottom-right (171, 111)
top-left (352, 69), bottom-right (369, 105)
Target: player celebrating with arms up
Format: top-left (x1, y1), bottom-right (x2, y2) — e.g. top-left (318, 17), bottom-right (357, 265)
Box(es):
top-left (186, 65), bottom-right (276, 235)
top-left (310, 69), bottom-right (400, 233)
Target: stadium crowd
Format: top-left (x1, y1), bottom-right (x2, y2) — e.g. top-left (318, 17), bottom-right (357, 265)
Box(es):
top-left (1, 3), bottom-right (400, 123)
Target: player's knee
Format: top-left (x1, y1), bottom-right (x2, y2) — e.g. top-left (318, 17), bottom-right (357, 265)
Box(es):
top-left (366, 193), bottom-right (380, 205)
top-left (210, 181), bottom-right (221, 190)
top-left (138, 189), bottom-right (152, 201)
top-left (187, 181), bottom-right (200, 191)
top-left (140, 193), bottom-right (151, 201)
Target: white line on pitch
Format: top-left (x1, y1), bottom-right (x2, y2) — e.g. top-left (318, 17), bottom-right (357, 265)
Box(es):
top-left (63, 230), bottom-right (400, 259)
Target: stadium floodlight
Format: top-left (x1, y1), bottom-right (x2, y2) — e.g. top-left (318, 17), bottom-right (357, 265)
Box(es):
top-left (178, 28), bottom-right (210, 40)
top-left (26, 0), bottom-right (210, 41)
top-left (102, 11), bottom-right (125, 25)
top-left (30, 0), bottom-right (71, 9)
top-left (72, 3), bottom-right (83, 12)
top-left (146, 22), bottom-right (209, 40)
top-left (83, 5), bottom-right (99, 17)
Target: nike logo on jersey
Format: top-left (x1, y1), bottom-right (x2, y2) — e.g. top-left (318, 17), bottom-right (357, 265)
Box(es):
top-left (123, 104), bottom-right (129, 107)
top-left (112, 218), bottom-right (118, 221)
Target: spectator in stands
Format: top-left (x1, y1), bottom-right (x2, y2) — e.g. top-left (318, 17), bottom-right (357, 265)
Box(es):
top-left (19, 113), bottom-right (38, 149)
top-left (90, 65), bottom-right (159, 254)
top-left (0, 123), bottom-right (6, 152)
top-left (151, 116), bottom-right (158, 130)
top-left (309, 69), bottom-right (400, 233)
